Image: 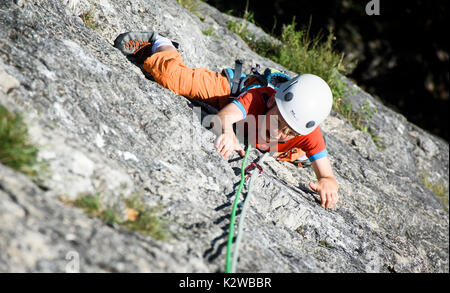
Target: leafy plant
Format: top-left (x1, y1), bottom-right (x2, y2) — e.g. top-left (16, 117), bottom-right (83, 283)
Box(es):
top-left (69, 192), bottom-right (169, 240)
top-left (228, 16), bottom-right (351, 101)
top-left (202, 26), bottom-right (220, 39)
top-left (122, 195), bottom-right (169, 240)
top-left (319, 240), bottom-right (336, 249)
top-left (177, 0), bottom-right (199, 12)
top-left (423, 173), bottom-right (449, 212)
top-left (0, 105), bottom-right (39, 175)
top-left (79, 8), bottom-right (98, 31)
top-left (177, 0), bottom-right (204, 21)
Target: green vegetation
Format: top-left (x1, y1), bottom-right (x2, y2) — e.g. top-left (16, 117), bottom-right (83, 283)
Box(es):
top-left (336, 98), bottom-right (385, 149)
top-left (228, 16), bottom-right (350, 97)
top-left (79, 8), bottom-right (98, 31)
top-left (122, 195), bottom-right (169, 240)
top-left (227, 10), bottom-right (385, 149)
top-left (68, 192), bottom-right (169, 240)
top-left (177, 0), bottom-right (199, 12)
top-left (423, 173), bottom-right (449, 212)
top-left (227, 8), bottom-right (255, 37)
top-left (0, 105), bottom-right (39, 176)
top-left (202, 26), bottom-right (220, 39)
top-left (319, 240), bottom-right (336, 249)
top-left (177, 0), bottom-right (205, 21)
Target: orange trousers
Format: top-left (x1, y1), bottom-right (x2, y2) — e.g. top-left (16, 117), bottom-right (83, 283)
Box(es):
top-left (143, 50), bottom-right (231, 110)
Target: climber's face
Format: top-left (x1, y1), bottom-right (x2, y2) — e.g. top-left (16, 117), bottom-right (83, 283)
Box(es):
top-left (261, 94), bottom-right (298, 143)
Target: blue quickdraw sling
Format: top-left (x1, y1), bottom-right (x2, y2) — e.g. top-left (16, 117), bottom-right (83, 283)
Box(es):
top-left (222, 60), bottom-right (291, 97)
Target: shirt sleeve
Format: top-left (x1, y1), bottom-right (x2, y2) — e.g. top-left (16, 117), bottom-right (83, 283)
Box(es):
top-left (296, 127), bottom-right (328, 162)
top-left (231, 87), bottom-right (271, 119)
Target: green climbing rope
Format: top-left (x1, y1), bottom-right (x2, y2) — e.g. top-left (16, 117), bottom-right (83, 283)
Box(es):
top-left (225, 144), bottom-right (251, 273)
top-left (231, 166), bottom-right (256, 273)
top-left (230, 152), bottom-right (268, 273)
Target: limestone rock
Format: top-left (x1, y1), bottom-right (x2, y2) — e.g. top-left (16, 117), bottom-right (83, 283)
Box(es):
top-left (0, 0), bottom-right (448, 272)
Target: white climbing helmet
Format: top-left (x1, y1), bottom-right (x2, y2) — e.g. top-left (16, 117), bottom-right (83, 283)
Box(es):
top-left (275, 74), bottom-right (333, 135)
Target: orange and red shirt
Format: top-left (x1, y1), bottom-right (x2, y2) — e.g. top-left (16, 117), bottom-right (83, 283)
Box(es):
top-left (231, 86), bottom-right (328, 162)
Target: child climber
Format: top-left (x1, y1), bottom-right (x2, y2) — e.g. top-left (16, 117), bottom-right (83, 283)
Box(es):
top-left (113, 31), bottom-right (339, 209)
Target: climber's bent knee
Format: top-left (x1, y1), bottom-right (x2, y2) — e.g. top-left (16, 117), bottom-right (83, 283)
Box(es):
top-left (143, 50), bottom-right (231, 108)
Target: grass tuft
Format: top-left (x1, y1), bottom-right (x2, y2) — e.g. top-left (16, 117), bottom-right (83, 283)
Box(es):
top-left (228, 17), bottom-right (351, 99)
top-left (202, 26), bottom-right (221, 39)
top-left (79, 8), bottom-right (98, 31)
top-left (177, 0), bottom-right (205, 21)
top-left (423, 173), bottom-right (449, 212)
top-left (69, 192), bottom-right (169, 240)
top-left (0, 105), bottom-right (39, 176)
top-left (177, 0), bottom-right (199, 12)
top-left (319, 240), bottom-right (336, 249)
top-left (122, 195), bottom-right (169, 240)
top-left (335, 98), bottom-right (385, 149)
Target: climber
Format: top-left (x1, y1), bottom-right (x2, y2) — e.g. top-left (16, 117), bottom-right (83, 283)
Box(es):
top-left (113, 31), bottom-right (339, 209)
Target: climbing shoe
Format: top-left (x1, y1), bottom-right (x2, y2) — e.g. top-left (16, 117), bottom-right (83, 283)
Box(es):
top-left (114, 31), bottom-right (180, 64)
top-left (114, 31), bottom-right (157, 56)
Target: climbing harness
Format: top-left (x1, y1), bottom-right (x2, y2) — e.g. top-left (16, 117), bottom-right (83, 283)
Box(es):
top-left (223, 60), bottom-right (291, 97)
top-left (225, 146), bottom-right (268, 273)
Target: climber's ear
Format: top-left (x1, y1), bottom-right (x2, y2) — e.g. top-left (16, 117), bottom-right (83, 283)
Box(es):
top-left (266, 93), bottom-right (276, 108)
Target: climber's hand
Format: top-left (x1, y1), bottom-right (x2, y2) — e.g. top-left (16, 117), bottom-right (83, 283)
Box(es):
top-left (215, 131), bottom-right (245, 159)
top-left (309, 178), bottom-right (339, 209)
top-left (309, 157), bottom-right (339, 209)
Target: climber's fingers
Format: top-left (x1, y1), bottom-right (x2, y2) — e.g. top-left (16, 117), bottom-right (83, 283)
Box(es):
top-left (216, 133), bottom-right (245, 159)
top-left (326, 192), bottom-right (334, 209)
top-left (309, 181), bottom-right (319, 193)
top-left (216, 135), bottom-right (230, 157)
top-left (320, 192), bottom-right (328, 208)
top-left (236, 148), bottom-right (245, 158)
top-left (323, 191), bottom-right (339, 209)
top-left (223, 144), bottom-right (232, 158)
top-left (216, 133), bottom-right (242, 159)
top-left (219, 144), bottom-right (227, 157)
top-left (330, 191), bottom-right (339, 208)
top-left (224, 140), bottom-right (235, 158)
top-left (224, 148), bottom-right (232, 159)
top-left (215, 135), bottom-right (224, 151)
top-left (310, 181), bottom-right (327, 208)
top-left (310, 181), bottom-right (339, 209)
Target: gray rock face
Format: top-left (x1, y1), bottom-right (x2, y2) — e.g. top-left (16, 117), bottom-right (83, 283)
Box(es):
top-left (0, 0), bottom-right (448, 272)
